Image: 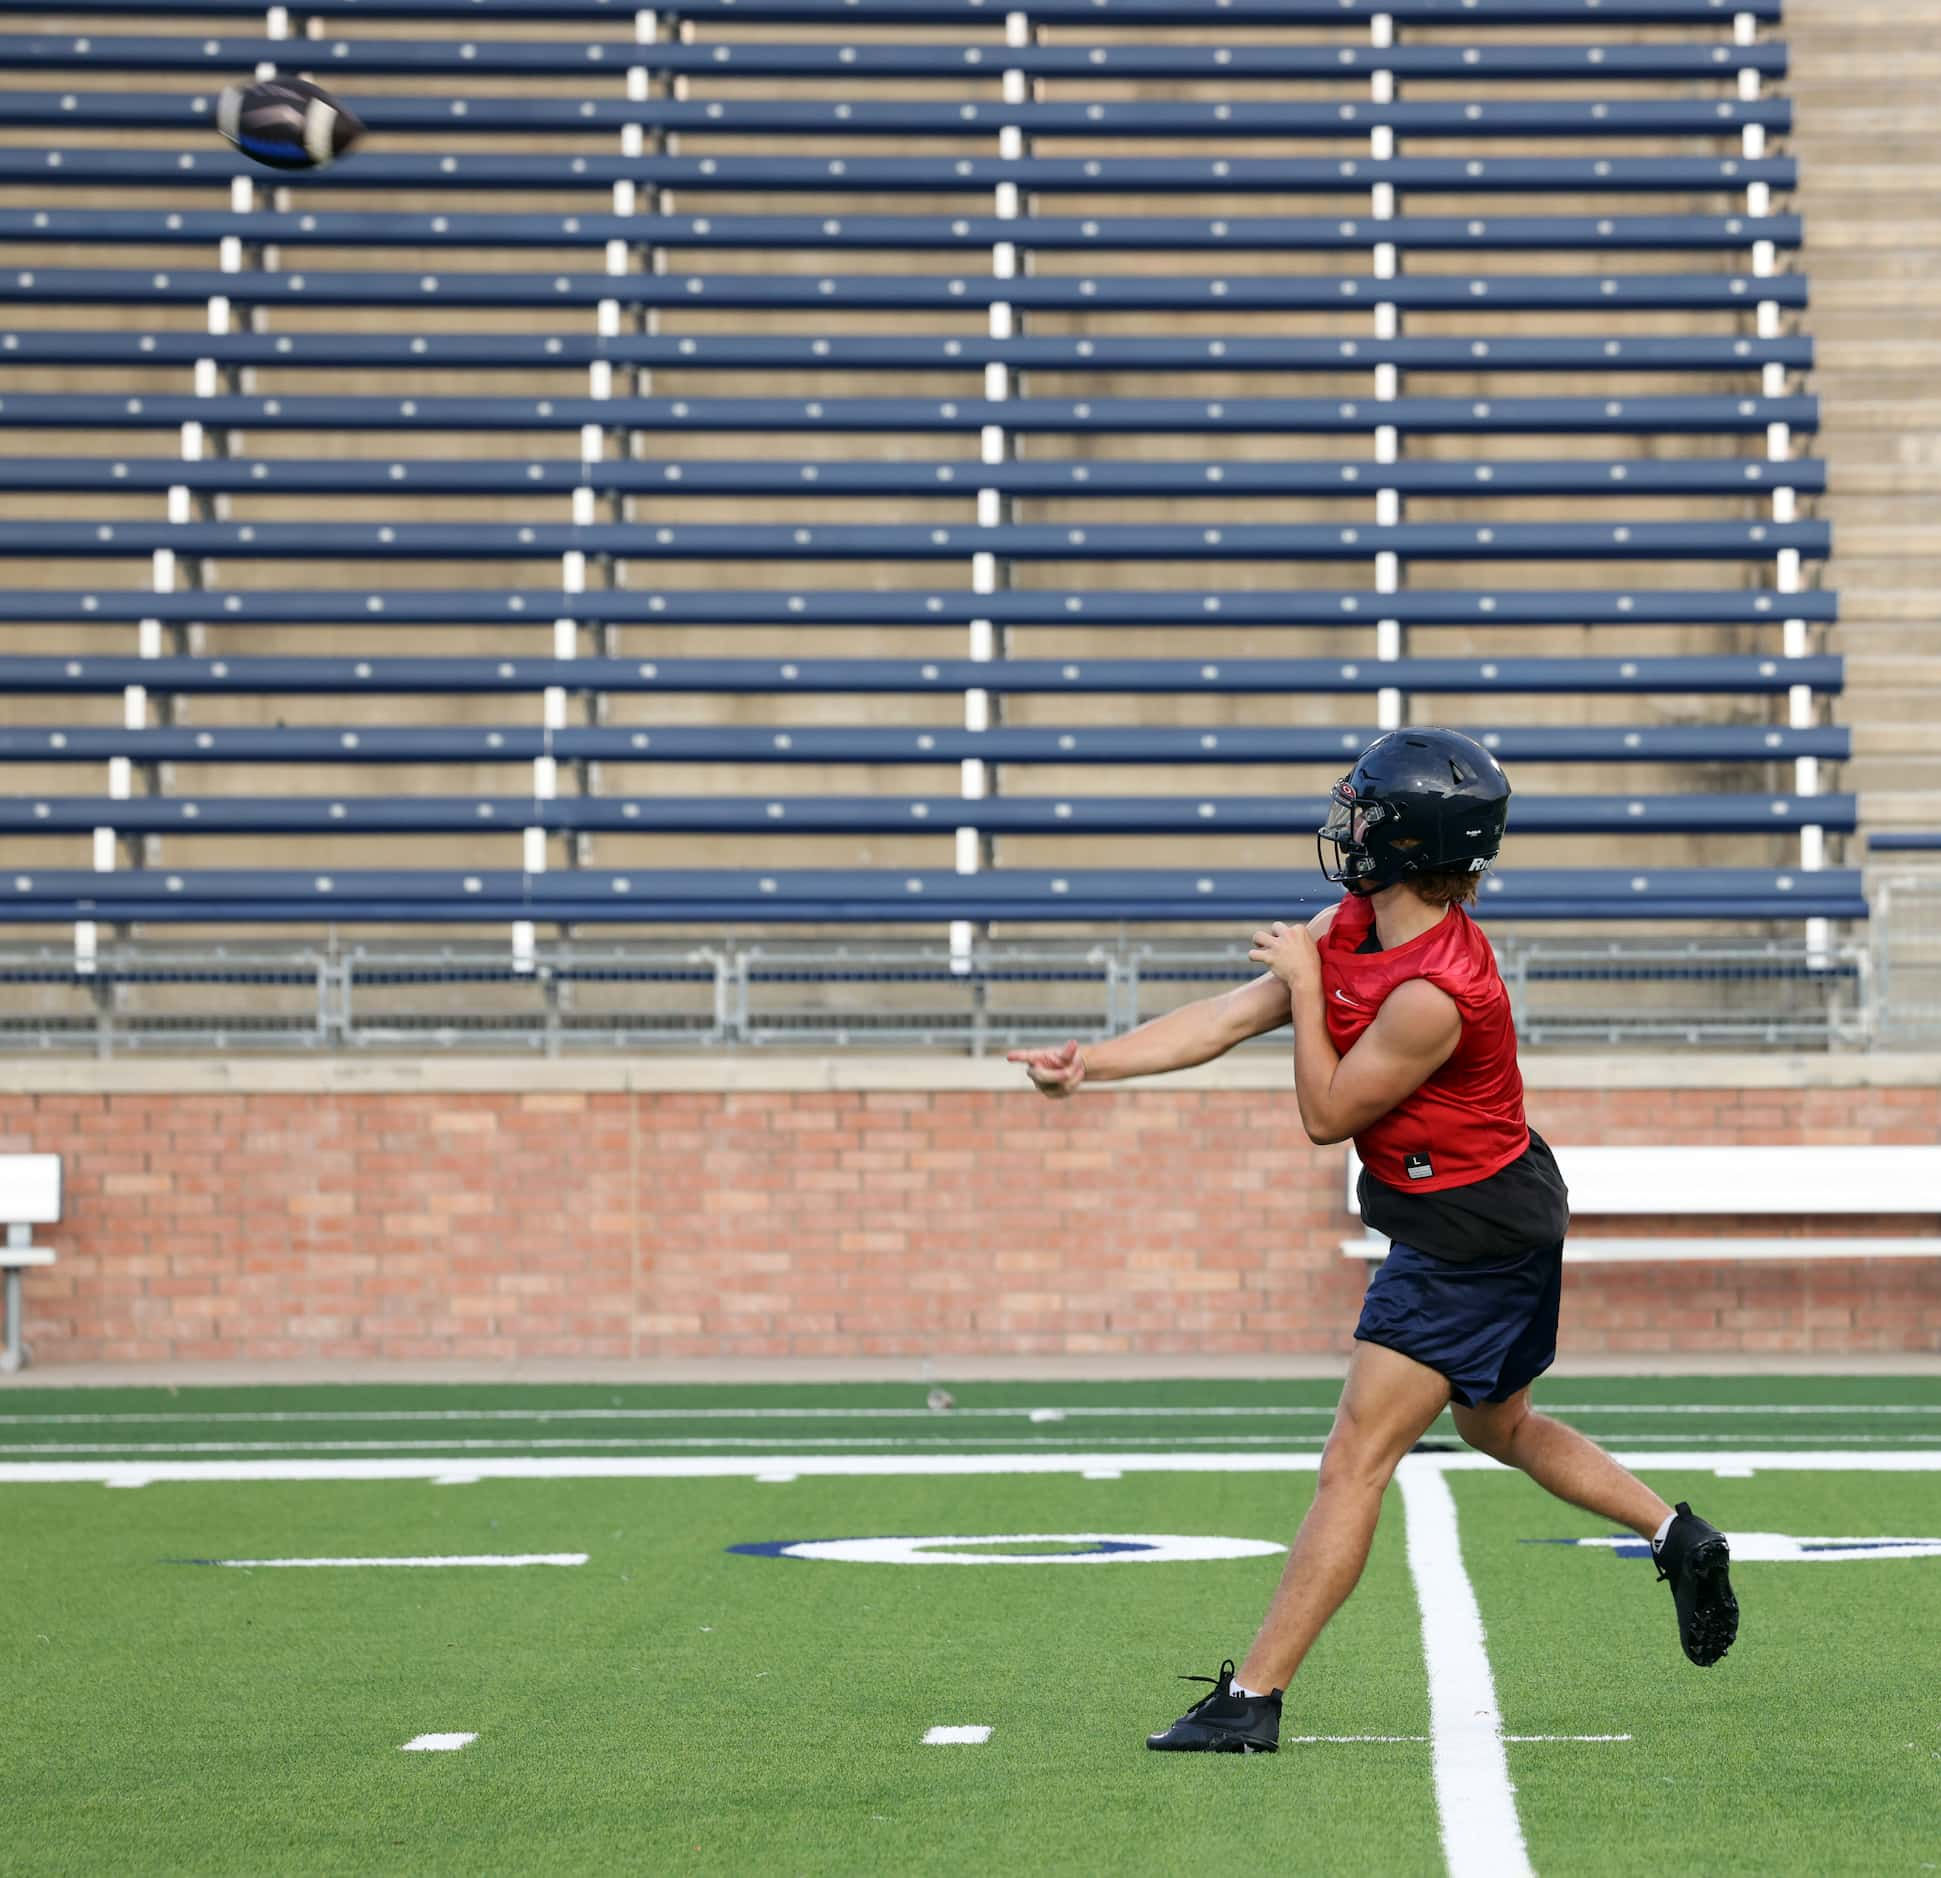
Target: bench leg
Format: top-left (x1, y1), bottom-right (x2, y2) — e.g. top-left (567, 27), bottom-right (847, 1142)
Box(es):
top-left (0, 1268), bottom-right (21, 1373)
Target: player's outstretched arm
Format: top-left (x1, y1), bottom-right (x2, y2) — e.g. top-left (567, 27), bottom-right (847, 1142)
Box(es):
top-left (1007, 971), bottom-right (1293, 1097)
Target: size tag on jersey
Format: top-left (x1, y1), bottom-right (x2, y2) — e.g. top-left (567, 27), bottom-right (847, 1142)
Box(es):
top-left (1403, 1151), bottom-right (1435, 1182)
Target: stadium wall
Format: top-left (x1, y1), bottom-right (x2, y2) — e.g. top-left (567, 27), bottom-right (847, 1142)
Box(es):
top-left (3, 1057), bottom-right (1938, 1368)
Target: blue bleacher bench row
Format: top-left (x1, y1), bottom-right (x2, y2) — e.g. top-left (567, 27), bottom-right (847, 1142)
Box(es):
top-left (0, 210), bottom-right (1807, 255)
top-left (0, 36), bottom-right (1790, 81)
top-left (3, 522), bottom-right (1832, 564)
top-left (0, 457), bottom-right (1827, 502)
top-left (0, 269), bottom-right (1814, 314)
top-left (0, 332), bottom-right (1817, 376)
top-left (0, 867), bottom-right (1865, 926)
top-left (0, 93), bottom-right (1795, 141)
top-left (0, 394), bottom-right (1819, 435)
top-left (0, 2), bottom-right (1788, 24)
top-left (0, 794), bottom-right (1857, 838)
top-left (0, 655), bottom-right (1842, 695)
top-left (0, 589), bottom-right (1841, 629)
top-left (7, 151), bottom-right (1801, 197)
top-left (0, 724), bottom-right (1848, 766)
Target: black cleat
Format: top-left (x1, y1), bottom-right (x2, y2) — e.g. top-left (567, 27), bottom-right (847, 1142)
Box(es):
top-left (1145, 1658), bottom-right (1282, 1753)
top-left (1655, 1501), bottom-right (1739, 1667)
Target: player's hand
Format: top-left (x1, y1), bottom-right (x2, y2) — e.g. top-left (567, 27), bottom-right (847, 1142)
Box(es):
top-left (1007, 1039), bottom-right (1086, 1099)
top-left (1248, 920), bottom-right (1321, 991)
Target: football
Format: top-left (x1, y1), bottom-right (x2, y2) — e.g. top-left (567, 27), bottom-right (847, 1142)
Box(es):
top-left (216, 75), bottom-right (364, 172)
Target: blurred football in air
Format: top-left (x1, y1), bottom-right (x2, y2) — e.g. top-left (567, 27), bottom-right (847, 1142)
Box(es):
top-left (217, 76), bottom-right (365, 172)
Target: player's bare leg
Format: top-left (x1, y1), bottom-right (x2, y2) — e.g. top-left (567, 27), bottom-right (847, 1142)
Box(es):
top-left (1451, 1389), bottom-right (1670, 1539)
top-left (1453, 1389), bottom-right (1738, 1665)
top-left (1234, 1340), bottom-right (1452, 1693)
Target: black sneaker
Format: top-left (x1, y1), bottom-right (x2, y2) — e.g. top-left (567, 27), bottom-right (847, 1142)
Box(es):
top-left (1655, 1501), bottom-right (1739, 1667)
top-left (1145, 1659), bottom-right (1282, 1753)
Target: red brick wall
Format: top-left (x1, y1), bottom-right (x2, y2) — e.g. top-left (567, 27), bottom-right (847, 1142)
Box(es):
top-left (2, 1083), bottom-right (1937, 1365)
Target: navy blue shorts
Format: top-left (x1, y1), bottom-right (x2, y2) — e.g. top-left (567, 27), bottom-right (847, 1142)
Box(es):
top-left (1353, 1237), bottom-right (1565, 1409)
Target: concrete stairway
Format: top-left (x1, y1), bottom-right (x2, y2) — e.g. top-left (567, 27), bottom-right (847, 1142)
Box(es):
top-left (1789, 2), bottom-right (1941, 824)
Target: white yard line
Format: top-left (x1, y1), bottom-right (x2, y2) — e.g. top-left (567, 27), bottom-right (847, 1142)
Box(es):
top-left (922, 1726), bottom-right (992, 1746)
top-left (400, 1733), bottom-right (477, 1752)
top-left (5, 1448), bottom-right (1939, 1487)
top-left (0, 1402), bottom-right (1934, 1428)
top-left (0, 1435), bottom-right (1339, 1456)
top-left (1284, 1735), bottom-right (1630, 1746)
top-left (1397, 1460), bottom-right (1535, 1878)
top-left (5, 1431), bottom-right (1937, 1459)
top-left (180, 1554), bottom-right (587, 1569)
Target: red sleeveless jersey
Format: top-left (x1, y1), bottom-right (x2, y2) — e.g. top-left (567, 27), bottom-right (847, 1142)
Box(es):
top-left (1317, 894), bottom-right (1528, 1193)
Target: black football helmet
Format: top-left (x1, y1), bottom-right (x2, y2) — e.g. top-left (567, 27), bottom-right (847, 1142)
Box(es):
top-left (1317, 727), bottom-right (1512, 895)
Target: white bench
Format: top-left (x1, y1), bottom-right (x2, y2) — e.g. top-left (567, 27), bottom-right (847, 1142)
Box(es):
top-left (1343, 1145), bottom-right (1941, 1264)
top-left (1, 1155), bottom-right (61, 1373)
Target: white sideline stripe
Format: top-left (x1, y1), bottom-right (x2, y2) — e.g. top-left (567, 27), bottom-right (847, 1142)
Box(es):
top-left (923, 1725), bottom-right (992, 1746)
top-left (199, 1554), bottom-right (587, 1569)
top-left (2, 1450), bottom-right (1940, 1487)
top-left (14, 1431), bottom-right (1941, 1458)
top-left (1507, 1734), bottom-right (1633, 1743)
top-left (1, 1435), bottom-right (1343, 1455)
top-left (401, 1733), bottom-right (476, 1752)
top-left (3, 1401), bottom-right (1935, 1428)
top-left (1398, 1461), bottom-right (1534, 1878)
top-left (1286, 1734), bottom-right (1631, 1746)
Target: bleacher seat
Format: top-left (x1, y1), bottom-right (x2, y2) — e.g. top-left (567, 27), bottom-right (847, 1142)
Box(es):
top-left (0, 207), bottom-right (1808, 256)
top-left (0, 868), bottom-right (1866, 927)
top-left (0, 333), bottom-right (1820, 378)
top-left (0, 269), bottom-right (1812, 313)
top-left (0, 35), bottom-right (1793, 82)
top-left (0, 457), bottom-right (1827, 501)
top-left (3, 152), bottom-right (1804, 200)
top-left (0, 590), bottom-right (1840, 628)
top-left (0, 92), bottom-right (1795, 141)
top-left (0, 794), bottom-right (1859, 839)
top-left (0, 1), bottom-right (1790, 19)
top-left (0, 654), bottom-right (1844, 697)
top-left (0, 724), bottom-right (1850, 769)
top-left (0, 0), bottom-right (1841, 944)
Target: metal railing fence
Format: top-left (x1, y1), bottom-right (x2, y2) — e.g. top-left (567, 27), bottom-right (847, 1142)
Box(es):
top-left (0, 927), bottom-right (1880, 1056)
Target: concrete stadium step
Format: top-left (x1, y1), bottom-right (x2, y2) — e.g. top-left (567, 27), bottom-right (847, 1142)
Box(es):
top-left (1792, 253), bottom-right (1941, 284)
top-left (1852, 718), bottom-right (1941, 756)
top-left (1811, 377), bottom-right (1941, 405)
top-left (1858, 793), bottom-right (1941, 831)
top-left (1817, 590), bottom-right (1941, 621)
top-left (1806, 281), bottom-right (1941, 313)
top-left (1846, 656), bottom-right (1941, 689)
top-left (1833, 622), bottom-right (1941, 654)
top-left (1824, 526), bottom-right (1941, 559)
top-left (1810, 342), bottom-right (1941, 375)
top-left (1852, 773), bottom-right (1941, 819)
top-left (1843, 690), bottom-right (1941, 727)
top-left (1818, 412), bottom-right (1941, 452)
top-left (1808, 171), bottom-right (1941, 197)
top-left (1797, 220), bottom-right (1941, 252)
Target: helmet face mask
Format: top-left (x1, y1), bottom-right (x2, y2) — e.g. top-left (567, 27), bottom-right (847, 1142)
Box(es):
top-left (1317, 781), bottom-right (1401, 893)
top-left (1313, 729), bottom-right (1512, 899)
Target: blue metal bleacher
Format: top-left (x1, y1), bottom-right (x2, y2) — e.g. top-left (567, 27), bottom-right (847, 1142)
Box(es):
top-left (0, 0), bottom-right (1841, 941)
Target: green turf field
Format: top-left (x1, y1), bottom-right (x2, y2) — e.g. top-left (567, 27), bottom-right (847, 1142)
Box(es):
top-left (3, 1377), bottom-right (1939, 1876)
